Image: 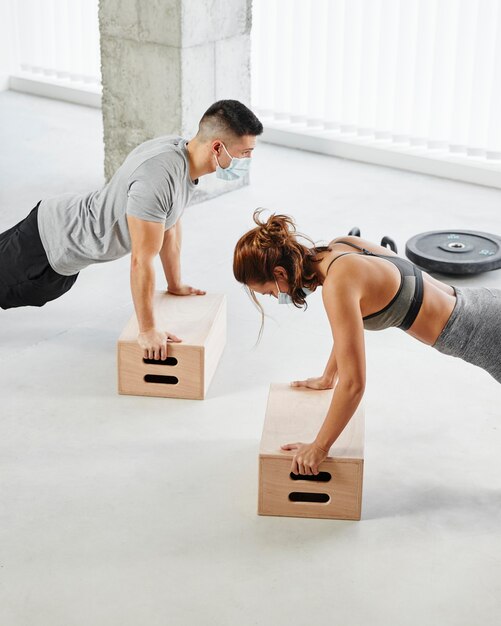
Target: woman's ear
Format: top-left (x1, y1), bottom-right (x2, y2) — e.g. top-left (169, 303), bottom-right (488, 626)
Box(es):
top-left (273, 266), bottom-right (288, 281)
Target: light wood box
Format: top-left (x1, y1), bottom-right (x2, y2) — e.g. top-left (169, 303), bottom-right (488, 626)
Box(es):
top-left (259, 383), bottom-right (365, 520)
top-left (118, 293), bottom-right (226, 400)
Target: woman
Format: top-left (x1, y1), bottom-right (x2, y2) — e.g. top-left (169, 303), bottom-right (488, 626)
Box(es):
top-left (233, 210), bottom-right (501, 476)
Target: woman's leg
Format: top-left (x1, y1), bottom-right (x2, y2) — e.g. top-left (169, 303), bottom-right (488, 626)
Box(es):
top-left (432, 287), bottom-right (501, 383)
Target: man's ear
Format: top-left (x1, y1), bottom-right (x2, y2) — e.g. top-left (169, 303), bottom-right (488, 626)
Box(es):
top-left (211, 140), bottom-right (222, 155)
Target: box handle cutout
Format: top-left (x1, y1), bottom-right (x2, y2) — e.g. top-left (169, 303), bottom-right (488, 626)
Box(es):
top-left (143, 357), bottom-right (178, 366)
top-left (290, 472), bottom-right (331, 482)
top-left (288, 492), bottom-right (330, 503)
top-left (144, 375), bottom-right (179, 385)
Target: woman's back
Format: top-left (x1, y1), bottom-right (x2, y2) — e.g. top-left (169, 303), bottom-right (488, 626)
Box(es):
top-left (320, 236), bottom-right (456, 345)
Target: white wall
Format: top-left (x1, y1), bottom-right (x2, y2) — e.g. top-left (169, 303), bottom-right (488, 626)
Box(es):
top-left (0, 0), bottom-right (16, 92)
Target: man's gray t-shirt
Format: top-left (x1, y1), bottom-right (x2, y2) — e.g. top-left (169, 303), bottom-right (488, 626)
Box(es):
top-left (37, 135), bottom-right (198, 276)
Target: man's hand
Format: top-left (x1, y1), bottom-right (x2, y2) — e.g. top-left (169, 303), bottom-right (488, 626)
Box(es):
top-left (290, 375), bottom-right (337, 390)
top-left (138, 328), bottom-right (182, 360)
top-left (281, 441), bottom-right (329, 476)
top-left (167, 284), bottom-right (206, 296)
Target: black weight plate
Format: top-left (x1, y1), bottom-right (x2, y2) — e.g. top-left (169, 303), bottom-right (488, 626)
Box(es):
top-left (405, 230), bottom-right (501, 275)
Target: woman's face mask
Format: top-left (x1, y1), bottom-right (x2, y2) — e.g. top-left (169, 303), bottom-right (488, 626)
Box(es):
top-left (214, 143), bottom-right (251, 181)
top-left (274, 279), bottom-right (314, 304)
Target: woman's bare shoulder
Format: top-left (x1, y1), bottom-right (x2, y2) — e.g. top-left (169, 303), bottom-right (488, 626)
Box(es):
top-left (321, 252), bottom-right (369, 296)
top-left (329, 236), bottom-right (454, 295)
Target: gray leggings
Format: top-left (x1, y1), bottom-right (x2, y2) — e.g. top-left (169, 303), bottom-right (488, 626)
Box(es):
top-left (432, 286), bottom-right (501, 383)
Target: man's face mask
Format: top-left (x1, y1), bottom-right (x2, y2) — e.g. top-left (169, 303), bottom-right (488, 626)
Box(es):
top-left (214, 143), bottom-right (251, 181)
top-left (275, 279), bottom-right (314, 304)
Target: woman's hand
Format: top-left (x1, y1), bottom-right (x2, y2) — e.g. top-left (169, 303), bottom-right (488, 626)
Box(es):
top-left (167, 284), bottom-right (206, 296)
top-left (281, 442), bottom-right (329, 475)
top-left (290, 375), bottom-right (336, 390)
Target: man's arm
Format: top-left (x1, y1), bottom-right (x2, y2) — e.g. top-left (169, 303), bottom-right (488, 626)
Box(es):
top-left (160, 220), bottom-right (182, 291)
top-left (159, 218), bottom-right (206, 297)
top-left (127, 215), bottom-right (181, 360)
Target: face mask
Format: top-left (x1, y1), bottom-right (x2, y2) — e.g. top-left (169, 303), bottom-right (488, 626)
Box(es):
top-left (275, 280), bottom-right (314, 304)
top-left (214, 143), bottom-right (251, 181)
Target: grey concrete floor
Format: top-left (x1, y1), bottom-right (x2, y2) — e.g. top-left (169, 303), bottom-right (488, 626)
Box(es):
top-left (1, 90), bottom-right (500, 626)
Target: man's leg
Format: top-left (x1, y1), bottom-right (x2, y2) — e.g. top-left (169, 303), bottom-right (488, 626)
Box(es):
top-left (0, 203), bottom-right (78, 310)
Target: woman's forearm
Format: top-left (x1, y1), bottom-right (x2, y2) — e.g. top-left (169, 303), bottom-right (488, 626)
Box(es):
top-left (314, 381), bottom-right (364, 451)
top-left (322, 345), bottom-right (338, 382)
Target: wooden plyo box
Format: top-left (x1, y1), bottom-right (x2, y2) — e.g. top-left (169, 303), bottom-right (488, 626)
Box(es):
top-left (259, 384), bottom-right (365, 520)
top-left (118, 293), bottom-right (226, 400)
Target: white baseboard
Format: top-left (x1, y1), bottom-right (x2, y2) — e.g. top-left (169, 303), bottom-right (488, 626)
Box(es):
top-left (9, 74), bottom-right (101, 108)
top-left (5, 78), bottom-right (501, 190)
top-left (262, 123), bottom-right (501, 190)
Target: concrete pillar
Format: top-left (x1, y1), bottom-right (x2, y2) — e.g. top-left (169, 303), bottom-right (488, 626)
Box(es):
top-left (99, 0), bottom-right (252, 201)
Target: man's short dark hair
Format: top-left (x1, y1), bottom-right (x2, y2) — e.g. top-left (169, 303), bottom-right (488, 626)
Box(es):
top-left (198, 100), bottom-right (263, 139)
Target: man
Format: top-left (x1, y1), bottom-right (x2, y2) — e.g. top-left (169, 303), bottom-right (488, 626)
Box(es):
top-left (0, 100), bottom-right (263, 359)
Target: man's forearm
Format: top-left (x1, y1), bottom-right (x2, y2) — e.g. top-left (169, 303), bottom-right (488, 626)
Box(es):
top-left (160, 223), bottom-right (182, 289)
top-left (130, 259), bottom-right (156, 332)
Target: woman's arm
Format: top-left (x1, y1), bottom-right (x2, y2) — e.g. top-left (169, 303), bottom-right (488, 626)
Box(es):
top-left (314, 267), bottom-right (366, 448)
top-left (291, 344), bottom-right (338, 389)
top-left (283, 256), bottom-right (366, 474)
top-left (322, 344), bottom-right (338, 383)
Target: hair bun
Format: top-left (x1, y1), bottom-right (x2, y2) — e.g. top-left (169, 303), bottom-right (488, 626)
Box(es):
top-left (252, 208), bottom-right (296, 248)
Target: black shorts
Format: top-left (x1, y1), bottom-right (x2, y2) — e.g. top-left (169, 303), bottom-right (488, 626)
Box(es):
top-left (0, 203), bottom-right (79, 309)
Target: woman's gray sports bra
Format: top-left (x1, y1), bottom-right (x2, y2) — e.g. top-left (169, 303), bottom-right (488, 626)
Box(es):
top-left (325, 240), bottom-right (424, 331)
